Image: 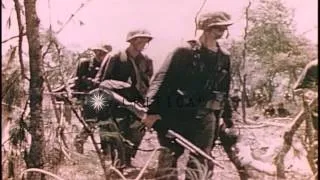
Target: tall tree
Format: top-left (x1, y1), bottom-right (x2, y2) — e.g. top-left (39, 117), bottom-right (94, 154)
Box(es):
top-left (245, 0), bottom-right (315, 101)
top-left (24, 0), bottom-right (45, 179)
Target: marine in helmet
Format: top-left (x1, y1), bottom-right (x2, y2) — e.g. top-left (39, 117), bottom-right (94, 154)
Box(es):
top-left (94, 29), bottom-right (154, 168)
top-left (72, 44), bottom-right (112, 154)
top-left (142, 11), bottom-right (249, 180)
top-left (294, 59), bottom-right (318, 131)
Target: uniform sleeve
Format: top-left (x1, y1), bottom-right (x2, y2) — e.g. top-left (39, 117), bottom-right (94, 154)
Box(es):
top-left (146, 47), bottom-right (188, 114)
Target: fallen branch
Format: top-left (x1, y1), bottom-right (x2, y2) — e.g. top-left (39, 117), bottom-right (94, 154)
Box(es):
top-left (135, 147), bottom-right (164, 180)
top-left (235, 121), bottom-right (287, 129)
top-left (20, 168), bottom-right (65, 180)
top-left (109, 166), bottom-right (127, 180)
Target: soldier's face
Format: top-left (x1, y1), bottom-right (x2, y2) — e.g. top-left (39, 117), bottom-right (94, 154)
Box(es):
top-left (93, 50), bottom-right (107, 61)
top-left (207, 25), bottom-right (228, 39)
top-left (131, 37), bottom-right (151, 52)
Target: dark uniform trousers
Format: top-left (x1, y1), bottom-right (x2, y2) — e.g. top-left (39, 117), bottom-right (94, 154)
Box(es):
top-left (155, 108), bottom-right (248, 180)
top-left (98, 107), bottom-right (146, 168)
top-left (155, 107), bottom-right (216, 180)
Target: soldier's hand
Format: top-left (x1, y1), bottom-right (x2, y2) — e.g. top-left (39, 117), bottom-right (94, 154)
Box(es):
top-left (142, 114), bottom-right (161, 129)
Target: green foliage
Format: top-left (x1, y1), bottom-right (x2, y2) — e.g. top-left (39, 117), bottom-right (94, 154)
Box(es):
top-left (231, 0), bottom-right (317, 101)
top-left (247, 0), bottom-right (294, 57)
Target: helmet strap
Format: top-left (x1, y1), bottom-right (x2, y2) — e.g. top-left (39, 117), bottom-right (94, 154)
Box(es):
top-left (225, 29), bottom-right (230, 39)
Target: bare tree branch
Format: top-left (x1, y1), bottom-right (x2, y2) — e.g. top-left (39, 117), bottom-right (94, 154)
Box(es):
top-left (1, 33), bottom-right (26, 44)
top-left (193, 0), bottom-right (208, 36)
top-left (20, 168), bottom-right (65, 180)
top-left (13, 0), bottom-right (29, 81)
top-left (240, 0), bottom-right (252, 124)
top-left (56, 0), bottom-right (92, 34)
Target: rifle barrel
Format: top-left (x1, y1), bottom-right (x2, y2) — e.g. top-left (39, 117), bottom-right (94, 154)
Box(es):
top-left (168, 130), bottom-right (224, 169)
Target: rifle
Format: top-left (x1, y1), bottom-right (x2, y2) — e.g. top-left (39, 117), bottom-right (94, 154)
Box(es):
top-left (97, 87), bottom-right (224, 169)
top-left (166, 130), bottom-right (224, 169)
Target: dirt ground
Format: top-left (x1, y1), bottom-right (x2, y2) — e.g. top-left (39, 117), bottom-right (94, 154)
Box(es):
top-left (2, 106), bottom-right (316, 180)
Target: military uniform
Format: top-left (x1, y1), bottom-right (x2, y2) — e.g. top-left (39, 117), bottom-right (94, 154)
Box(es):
top-left (254, 91), bottom-right (266, 111)
top-left (145, 12), bottom-right (248, 180)
top-left (73, 45), bottom-right (111, 154)
top-left (293, 60), bottom-right (318, 130)
top-left (94, 29), bottom-right (153, 168)
top-left (231, 89), bottom-right (241, 112)
top-left (276, 102), bottom-right (290, 117)
top-left (263, 103), bottom-right (276, 117)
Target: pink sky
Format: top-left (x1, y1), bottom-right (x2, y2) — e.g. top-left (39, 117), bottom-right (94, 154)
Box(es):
top-left (2, 0), bottom-right (318, 69)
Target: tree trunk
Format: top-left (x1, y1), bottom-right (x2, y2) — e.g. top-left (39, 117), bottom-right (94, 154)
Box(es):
top-left (241, 74), bottom-right (247, 123)
top-left (24, 0), bottom-right (45, 179)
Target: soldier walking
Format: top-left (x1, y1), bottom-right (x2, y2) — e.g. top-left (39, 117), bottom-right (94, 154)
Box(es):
top-left (142, 11), bottom-right (249, 180)
top-left (72, 45), bottom-right (112, 154)
top-left (94, 29), bottom-right (154, 168)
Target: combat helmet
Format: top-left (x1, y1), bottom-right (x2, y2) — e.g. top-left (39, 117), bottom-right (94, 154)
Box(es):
top-left (197, 11), bottom-right (233, 30)
top-left (126, 29), bottom-right (153, 42)
top-left (91, 44), bottom-right (112, 53)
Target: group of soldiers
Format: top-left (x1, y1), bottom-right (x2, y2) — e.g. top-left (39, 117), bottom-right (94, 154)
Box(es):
top-left (229, 88), bottom-right (291, 118)
top-left (57, 10), bottom-right (317, 180)
top-left (262, 102), bottom-right (290, 118)
top-left (66, 11), bottom-right (247, 179)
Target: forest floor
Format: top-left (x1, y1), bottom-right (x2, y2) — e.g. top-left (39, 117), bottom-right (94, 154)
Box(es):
top-left (2, 105), bottom-right (316, 180)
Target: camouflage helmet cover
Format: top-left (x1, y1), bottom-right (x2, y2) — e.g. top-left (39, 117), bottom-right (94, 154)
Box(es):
top-left (197, 11), bottom-right (233, 30)
top-left (126, 29), bottom-right (153, 42)
top-left (92, 44), bottom-right (112, 53)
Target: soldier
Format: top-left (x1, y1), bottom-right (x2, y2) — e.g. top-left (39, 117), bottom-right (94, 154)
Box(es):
top-left (94, 29), bottom-right (153, 168)
top-left (142, 11), bottom-right (248, 180)
top-left (254, 90), bottom-right (266, 111)
top-left (293, 59), bottom-right (318, 130)
top-left (230, 88), bottom-right (241, 113)
top-left (73, 45), bottom-right (112, 154)
top-left (276, 102), bottom-right (290, 117)
top-left (263, 103), bottom-right (276, 117)
top-left (283, 91), bottom-right (291, 102)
